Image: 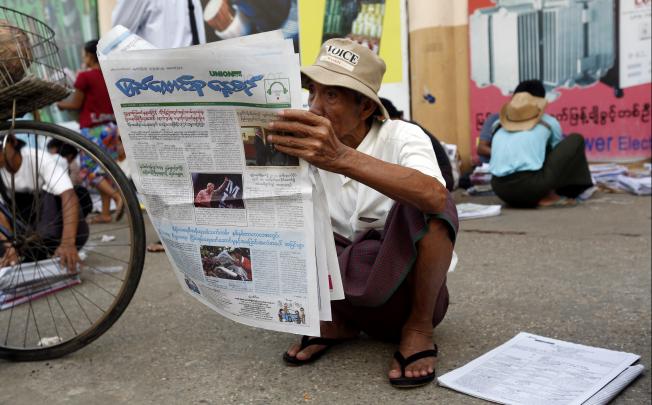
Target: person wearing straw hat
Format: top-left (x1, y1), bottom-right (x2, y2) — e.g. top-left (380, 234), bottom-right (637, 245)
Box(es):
top-left (267, 38), bottom-right (458, 388)
top-left (489, 80), bottom-right (593, 208)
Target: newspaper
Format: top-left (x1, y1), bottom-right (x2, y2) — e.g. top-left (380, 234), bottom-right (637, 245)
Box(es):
top-left (438, 332), bottom-right (642, 405)
top-left (0, 259), bottom-right (81, 311)
top-left (99, 28), bottom-right (343, 336)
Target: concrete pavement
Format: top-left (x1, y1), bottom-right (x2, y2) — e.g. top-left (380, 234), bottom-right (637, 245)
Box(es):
top-left (1, 192), bottom-right (650, 404)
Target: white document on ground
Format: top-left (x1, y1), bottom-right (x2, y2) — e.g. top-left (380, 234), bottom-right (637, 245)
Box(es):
top-left (582, 364), bottom-right (645, 405)
top-left (616, 175), bottom-right (651, 196)
top-left (456, 203), bottom-right (501, 220)
top-left (437, 332), bottom-right (641, 405)
top-left (0, 258), bottom-right (68, 289)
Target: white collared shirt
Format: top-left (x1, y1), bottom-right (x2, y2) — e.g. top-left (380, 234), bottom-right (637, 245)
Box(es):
top-left (0, 147), bottom-right (73, 201)
top-left (319, 119), bottom-right (445, 240)
top-left (112, 0), bottom-right (206, 49)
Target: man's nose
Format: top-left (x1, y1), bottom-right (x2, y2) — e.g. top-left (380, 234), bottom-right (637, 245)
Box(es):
top-left (308, 93), bottom-right (324, 116)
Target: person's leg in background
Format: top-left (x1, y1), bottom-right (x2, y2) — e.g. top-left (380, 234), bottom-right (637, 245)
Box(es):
top-left (545, 133), bottom-right (593, 198)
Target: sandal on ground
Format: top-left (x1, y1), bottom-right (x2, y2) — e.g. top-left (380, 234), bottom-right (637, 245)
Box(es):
top-left (282, 335), bottom-right (345, 366)
top-left (538, 196), bottom-right (577, 208)
top-left (88, 215), bottom-right (113, 224)
top-left (389, 345), bottom-right (438, 388)
top-left (147, 241), bottom-right (165, 253)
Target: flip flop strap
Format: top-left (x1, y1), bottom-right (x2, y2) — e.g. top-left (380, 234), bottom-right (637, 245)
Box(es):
top-left (299, 335), bottom-right (341, 350)
top-left (394, 345), bottom-right (438, 374)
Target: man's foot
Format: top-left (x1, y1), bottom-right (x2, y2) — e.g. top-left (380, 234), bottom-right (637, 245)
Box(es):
top-left (114, 196), bottom-right (125, 221)
top-left (147, 242), bottom-right (165, 253)
top-left (538, 196), bottom-right (577, 208)
top-left (388, 326), bottom-right (437, 381)
top-left (88, 214), bottom-right (112, 224)
top-left (284, 321), bottom-right (359, 364)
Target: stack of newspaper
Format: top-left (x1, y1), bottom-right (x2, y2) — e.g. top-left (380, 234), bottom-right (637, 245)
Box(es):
top-left (98, 28), bottom-right (343, 336)
top-left (438, 332), bottom-right (644, 405)
top-left (0, 259), bottom-right (80, 311)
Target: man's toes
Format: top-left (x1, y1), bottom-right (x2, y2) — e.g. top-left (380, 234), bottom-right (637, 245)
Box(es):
top-left (286, 343), bottom-right (301, 357)
top-left (295, 344), bottom-right (324, 361)
top-left (388, 361), bottom-right (402, 379)
top-left (405, 362), bottom-right (434, 377)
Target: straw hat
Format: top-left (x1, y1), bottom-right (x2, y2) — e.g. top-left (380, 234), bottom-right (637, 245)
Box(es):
top-left (499, 92), bottom-right (548, 132)
top-left (301, 38), bottom-right (389, 119)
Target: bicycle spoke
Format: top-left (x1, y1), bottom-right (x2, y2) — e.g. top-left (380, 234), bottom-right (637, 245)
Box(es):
top-left (80, 261), bottom-right (125, 282)
top-left (87, 225), bottom-right (134, 236)
top-left (0, 122), bottom-right (144, 359)
top-left (85, 249), bottom-right (130, 265)
top-left (49, 258), bottom-right (93, 326)
top-left (3, 258), bottom-right (23, 346)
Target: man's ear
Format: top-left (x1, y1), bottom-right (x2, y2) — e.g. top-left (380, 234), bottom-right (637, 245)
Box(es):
top-left (359, 97), bottom-right (377, 121)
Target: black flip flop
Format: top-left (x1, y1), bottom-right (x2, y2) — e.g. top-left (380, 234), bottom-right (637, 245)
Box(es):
top-left (389, 345), bottom-right (438, 388)
top-left (282, 335), bottom-right (344, 366)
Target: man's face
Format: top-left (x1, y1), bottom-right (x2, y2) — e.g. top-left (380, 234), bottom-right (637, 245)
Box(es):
top-left (0, 138), bottom-right (21, 173)
top-left (306, 80), bottom-right (367, 139)
top-left (207, 183), bottom-right (215, 193)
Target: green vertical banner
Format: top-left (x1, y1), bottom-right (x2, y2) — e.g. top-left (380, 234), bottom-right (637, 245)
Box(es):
top-left (2, 0), bottom-right (98, 122)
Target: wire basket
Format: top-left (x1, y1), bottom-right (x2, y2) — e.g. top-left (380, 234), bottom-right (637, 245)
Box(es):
top-left (0, 6), bottom-right (71, 120)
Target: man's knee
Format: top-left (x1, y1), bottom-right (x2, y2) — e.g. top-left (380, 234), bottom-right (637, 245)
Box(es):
top-left (415, 218), bottom-right (454, 267)
top-left (421, 218), bottom-right (454, 248)
top-left (564, 133), bottom-right (586, 150)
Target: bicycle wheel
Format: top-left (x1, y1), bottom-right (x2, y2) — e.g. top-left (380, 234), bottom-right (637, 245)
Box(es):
top-left (0, 120), bottom-right (145, 361)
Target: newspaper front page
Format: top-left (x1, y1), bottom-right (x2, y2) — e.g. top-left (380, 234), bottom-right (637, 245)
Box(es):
top-left (100, 33), bottom-right (323, 336)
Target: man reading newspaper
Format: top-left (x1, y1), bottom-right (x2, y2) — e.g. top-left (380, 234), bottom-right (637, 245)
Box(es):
top-left (268, 39), bottom-right (458, 388)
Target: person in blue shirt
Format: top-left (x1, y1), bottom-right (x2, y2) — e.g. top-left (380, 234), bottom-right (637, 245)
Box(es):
top-left (489, 80), bottom-right (593, 208)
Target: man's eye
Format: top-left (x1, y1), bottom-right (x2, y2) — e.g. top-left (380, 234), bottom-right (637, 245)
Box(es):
top-left (326, 90), bottom-right (338, 101)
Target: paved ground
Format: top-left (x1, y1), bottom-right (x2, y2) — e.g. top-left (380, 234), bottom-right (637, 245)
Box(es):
top-left (0, 192), bottom-right (650, 405)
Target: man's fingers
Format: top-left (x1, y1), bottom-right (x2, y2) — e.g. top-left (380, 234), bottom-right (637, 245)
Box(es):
top-left (266, 133), bottom-right (311, 150)
top-left (278, 109), bottom-right (329, 127)
top-left (267, 119), bottom-right (316, 139)
top-left (272, 143), bottom-right (305, 158)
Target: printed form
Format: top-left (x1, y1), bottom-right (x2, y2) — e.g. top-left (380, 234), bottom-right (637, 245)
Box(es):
top-left (438, 332), bottom-right (641, 405)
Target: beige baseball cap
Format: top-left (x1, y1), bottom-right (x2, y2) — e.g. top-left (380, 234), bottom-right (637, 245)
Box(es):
top-left (301, 38), bottom-right (389, 119)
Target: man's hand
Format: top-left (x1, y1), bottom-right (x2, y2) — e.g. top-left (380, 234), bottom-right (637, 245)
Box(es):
top-left (55, 243), bottom-right (80, 272)
top-left (267, 109), bottom-right (350, 172)
top-left (1, 243), bottom-right (19, 267)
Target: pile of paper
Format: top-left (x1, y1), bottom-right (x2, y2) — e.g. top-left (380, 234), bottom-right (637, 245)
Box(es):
top-left (590, 163), bottom-right (628, 182)
top-left (456, 203), bottom-right (501, 220)
top-left (98, 27), bottom-right (343, 336)
top-left (470, 163), bottom-right (492, 185)
top-left (617, 175), bottom-right (651, 196)
top-left (590, 163), bottom-right (651, 196)
top-left (0, 259), bottom-right (80, 310)
top-left (438, 332), bottom-right (644, 405)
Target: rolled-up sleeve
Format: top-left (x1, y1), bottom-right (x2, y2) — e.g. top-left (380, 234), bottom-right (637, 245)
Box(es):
top-left (398, 125), bottom-right (446, 188)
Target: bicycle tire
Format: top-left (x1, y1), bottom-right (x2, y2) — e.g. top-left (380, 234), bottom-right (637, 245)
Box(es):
top-left (0, 120), bottom-right (145, 361)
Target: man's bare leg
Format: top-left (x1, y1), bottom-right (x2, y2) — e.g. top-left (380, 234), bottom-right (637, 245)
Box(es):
top-left (388, 218), bottom-right (453, 379)
top-left (286, 320), bottom-right (359, 361)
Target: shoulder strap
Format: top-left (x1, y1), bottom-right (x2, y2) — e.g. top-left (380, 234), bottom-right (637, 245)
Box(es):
top-left (187, 0), bottom-right (200, 45)
top-left (539, 119), bottom-right (552, 132)
top-left (491, 120), bottom-right (502, 136)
